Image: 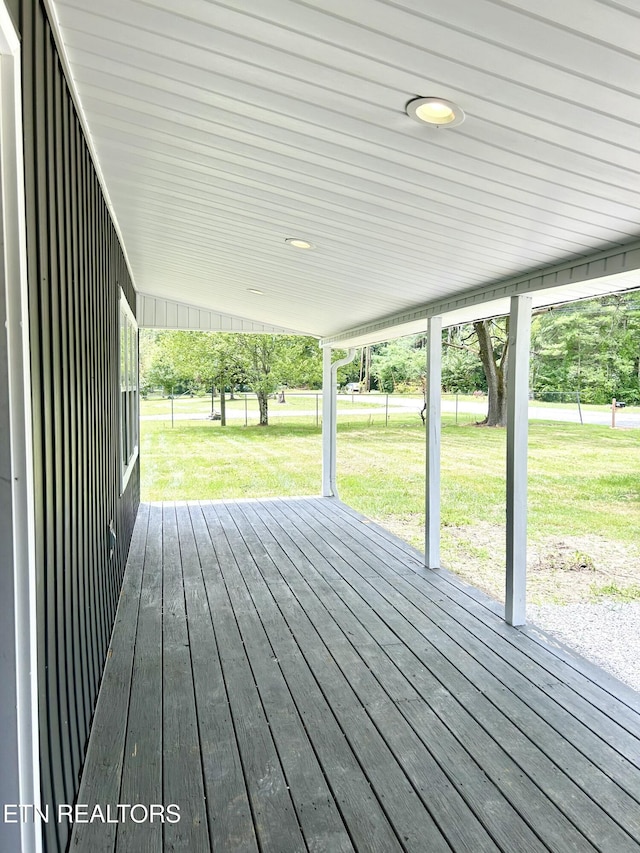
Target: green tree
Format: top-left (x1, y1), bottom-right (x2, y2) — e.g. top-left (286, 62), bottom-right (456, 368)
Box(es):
top-left (531, 293), bottom-right (640, 404)
top-left (235, 334), bottom-right (323, 425)
top-left (438, 320), bottom-right (509, 426)
top-left (473, 318), bottom-right (509, 426)
top-left (370, 336), bottom-right (426, 393)
top-left (441, 326), bottom-right (486, 394)
top-left (235, 334), bottom-right (278, 425)
top-left (141, 330), bottom-right (250, 423)
top-left (141, 330), bottom-right (192, 395)
top-left (273, 336), bottom-right (323, 389)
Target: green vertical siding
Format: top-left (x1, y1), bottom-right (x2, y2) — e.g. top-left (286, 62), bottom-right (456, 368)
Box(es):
top-left (18, 2), bottom-right (140, 850)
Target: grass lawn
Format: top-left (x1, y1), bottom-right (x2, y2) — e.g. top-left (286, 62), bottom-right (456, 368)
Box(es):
top-left (141, 412), bottom-right (640, 607)
top-left (142, 421), bottom-right (322, 497)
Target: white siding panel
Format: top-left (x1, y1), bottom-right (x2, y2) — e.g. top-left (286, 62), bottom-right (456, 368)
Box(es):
top-left (137, 294), bottom-right (302, 335)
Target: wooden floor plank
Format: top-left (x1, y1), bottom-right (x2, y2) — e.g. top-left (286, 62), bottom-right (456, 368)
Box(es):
top-left (311, 499), bottom-right (640, 811)
top-left (324, 498), bottom-right (640, 762)
top-left (75, 498), bottom-right (640, 853)
top-left (265, 500), bottom-right (586, 853)
top-left (204, 501), bottom-right (355, 853)
top-left (327, 498), bottom-right (640, 717)
top-left (179, 503), bottom-right (258, 853)
top-left (277, 498), bottom-right (640, 853)
top-left (199, 506), bottom-right (406, 853)
top-left (208, 500), bottom-right (453, 853)
top-left (198, 503), bottom-right (307, 853)
top-left (304, 500), bottom-right (639, 800)
top-left (117, 503), bottom-right (163, 853)
top-left (161, 503), bottom-right (210, 852)
top-left (317, 497), bottom-right (640, 733)
top-left (71, 503), bottom-right (149, 853)
top-left (234, 499), bottom-right (516, 853)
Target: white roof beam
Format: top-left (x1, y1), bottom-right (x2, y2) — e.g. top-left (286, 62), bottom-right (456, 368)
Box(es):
top-left (321, 239), bottom-right (640, 347)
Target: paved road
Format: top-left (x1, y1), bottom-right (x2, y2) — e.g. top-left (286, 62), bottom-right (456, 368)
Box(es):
top-left (438, 399), bottom-right (640, 427)
top-left (440, 399), bottom-right (640, 427)
top-left (338, 395), bottom-right (640, 427)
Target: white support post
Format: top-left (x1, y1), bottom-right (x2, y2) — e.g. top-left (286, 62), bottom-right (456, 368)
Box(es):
top-left (321, 346), bottom-right (333, 497)
top-left (425, 316), bottom-right (442, 569)
top-left (0, 9), bottom-right (41, 852)
top-left (321, 346), bottom-right (356, 498)
top-left (505, 295), bottom-right (532, 626)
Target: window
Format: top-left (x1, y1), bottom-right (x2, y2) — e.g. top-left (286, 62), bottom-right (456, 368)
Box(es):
top-left (120, 291), bottom-right (138, 491)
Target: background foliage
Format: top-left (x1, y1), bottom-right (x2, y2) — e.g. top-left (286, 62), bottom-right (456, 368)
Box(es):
top-left (140, 291), bottom-right (640, 404)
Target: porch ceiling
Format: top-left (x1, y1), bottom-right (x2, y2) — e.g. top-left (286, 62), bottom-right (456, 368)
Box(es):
top-left (50, 0), bottom-right (640, 341)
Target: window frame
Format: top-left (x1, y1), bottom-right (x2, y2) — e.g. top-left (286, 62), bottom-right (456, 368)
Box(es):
top-left (119, 290), bottom-right (139, 493)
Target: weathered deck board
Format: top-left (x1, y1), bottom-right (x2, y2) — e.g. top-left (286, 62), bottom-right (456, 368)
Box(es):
top-left (264, 500), bottom-right (600, 853)
top-left (274, 499), bottom-right (637, 852)
top-left (296, 502), bottom-right (640, 808)
top-left (178, 502), bottom-right (258, 853)
top-left (73, 498), bottom-right (640, 853)
top-left (162, 503), bottom-right (210, 851)
top-left (117, 502), bottom-right (162, 853)
top-left (71, 503), bottom-right (148, 853)
top-left (196, 502), bottom-right (306, 853)
top-left (317, 500), bottom-right (640, 783)
top-left (203, 502), bottom-right (403, 853)
top-left (325, 498), bottom-right (640, 716)
top-left (231, 500), bottom-right (505, 853)
top-left (200, 501), bottom-right (353, 853)
top-left (214, 500), bottom-right (455, 853)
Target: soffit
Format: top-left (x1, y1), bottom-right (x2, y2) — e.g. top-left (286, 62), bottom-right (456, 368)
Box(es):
top-left (50, 0), bottom-right (640, 338)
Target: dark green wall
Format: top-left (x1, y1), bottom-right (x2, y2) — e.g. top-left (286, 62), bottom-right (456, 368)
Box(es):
top-left (4, 0), bottom-right (19, 32)
top-left (18, 3), bottom-right (140, 850)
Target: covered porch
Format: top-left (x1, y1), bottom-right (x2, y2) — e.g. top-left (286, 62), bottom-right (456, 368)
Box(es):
top-left (73, 498), bottom-right (640, 853)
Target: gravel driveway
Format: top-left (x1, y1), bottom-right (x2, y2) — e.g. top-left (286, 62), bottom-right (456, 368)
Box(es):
top-left (528, 602), bottom-right (640, 693)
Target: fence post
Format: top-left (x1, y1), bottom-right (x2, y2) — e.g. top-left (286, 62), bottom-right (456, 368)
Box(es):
top-left (612, 398), bottom-right (616, 429)
top-left (385, 394), bottom-right (389, 426)
top-left (245, 393), bottom-right (248, 427)
top-left (455, 392), bottom-right (458, 424)
top-left (576, 391), bottom-right (583, 425)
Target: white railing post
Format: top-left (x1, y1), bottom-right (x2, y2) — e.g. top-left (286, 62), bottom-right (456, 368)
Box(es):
top-left (425, 316), bottom-right (442, 569)
top-left (505, 295), bottom-right (532, 626)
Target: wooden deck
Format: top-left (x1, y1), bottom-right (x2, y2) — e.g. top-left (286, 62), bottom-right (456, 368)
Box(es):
top-left (73, 498), bottom-right (640, 853)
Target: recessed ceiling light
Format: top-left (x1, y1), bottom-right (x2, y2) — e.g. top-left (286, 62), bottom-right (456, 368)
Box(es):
top-left (247, 288), bottom-right (264, 295)
top-left (406, 96), bottom-right (465, 128)
top-left (285, 237), bottom-right (314, 249)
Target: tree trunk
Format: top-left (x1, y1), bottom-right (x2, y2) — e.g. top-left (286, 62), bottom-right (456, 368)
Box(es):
top-left (474, 319), bottom-right (509, 427)
top-left (220, 388), bottom-right (226, 426)
top-left (257, 391), bottom-right (269, 426)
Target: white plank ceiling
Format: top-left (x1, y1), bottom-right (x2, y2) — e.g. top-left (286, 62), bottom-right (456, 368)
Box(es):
top-left (50, 0), bottom-right (640, 342)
